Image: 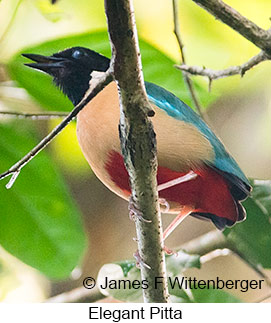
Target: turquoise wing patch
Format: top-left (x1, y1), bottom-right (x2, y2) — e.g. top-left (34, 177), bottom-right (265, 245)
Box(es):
top-left (145, 81), bottom-right (250, 188)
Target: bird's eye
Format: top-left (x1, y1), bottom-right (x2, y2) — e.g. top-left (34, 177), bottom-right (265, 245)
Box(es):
top-left (72, 50), bottom-right (84, 59)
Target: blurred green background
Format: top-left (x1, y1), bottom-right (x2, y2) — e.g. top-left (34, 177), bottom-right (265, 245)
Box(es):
top-left (0, 0), bottom-right (270, 302)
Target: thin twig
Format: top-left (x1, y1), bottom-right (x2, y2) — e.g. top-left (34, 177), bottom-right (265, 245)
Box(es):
top-left (175, 0), bottom-right (271, 94)
top-left (256, 293), bottom-right (271, 303)
top-left (47, 285), bottom-right (105, 303)
top-left (181, 230), bottom-right (228, 255)
top-left (0, 110), bottom-right (69, 120)
top-left (0, 70), bottom-right (113, 186)
top-left (182, 230), bottom-right (271, 288)
top-left (200, 248), bottom-right (231, 264)
top-left (191, 0), bottom-right (271, 56)
top-left (0, 0), bottom-right (23, 44)
top-left (172, 0), bottom-right (205, 119)
top-left (176, 51), bottom-right (268, 81)
top-left (228, 244), bottom-right (271, 288)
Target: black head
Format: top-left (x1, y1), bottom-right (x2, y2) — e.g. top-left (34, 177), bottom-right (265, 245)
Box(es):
top-left (23, 47), bottom-right (110, 105)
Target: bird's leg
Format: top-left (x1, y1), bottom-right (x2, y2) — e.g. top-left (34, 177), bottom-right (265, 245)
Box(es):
top-left (157, 170), bottom-right (197, 192)
top-left (159, 198), bottom-right (170, 213)
top-left (163, 206), bottom-right (194, 241)
top-left (157, 171), bottom-right (197, 252)
top-left (131, 172), bottom-right (197, 254)
top-left (162, 207), bottom-right (193, 255)
top-left (129, 171), bottom-right (197, 221)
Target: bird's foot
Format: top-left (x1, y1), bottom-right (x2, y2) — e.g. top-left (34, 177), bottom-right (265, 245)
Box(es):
top-left (128, 196), bottom-right (152, 223)
top-left (163, 245), bottom-right (178, 256)
top-left (159, 198), bottom-right (170, 213)
top-left (133, 250), bottom-right (151, 269)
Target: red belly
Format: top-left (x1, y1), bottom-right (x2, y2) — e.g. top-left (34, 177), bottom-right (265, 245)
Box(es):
top-left (105, 150), bottom-right (237, 224)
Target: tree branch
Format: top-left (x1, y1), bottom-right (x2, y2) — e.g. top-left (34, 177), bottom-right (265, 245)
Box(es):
top-left (175, 0), bottom-right (271, 86)
top-left (104, 0), bottom-right (169, 303)
top-left (256, 293), bottom-right (271, 303)
top-left (172, 0), bottom-right (204, 119)
top-left (182, 230), bottom-right (271, 286)
top-left (176, 51), bottom-right (268, 80)
top-left (181, 230), bottom-right (228, 255)
top-left (0, 110), bottom-right (68, 119)
top-left (0, 70), bottom-right (113, 187)
top-left (47, 285), bottom-right (105, 303)
top-left (191, 0), bottom-right (271, 55)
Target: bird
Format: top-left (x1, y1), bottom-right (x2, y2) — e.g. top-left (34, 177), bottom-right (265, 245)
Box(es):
top-left (23, 46), bottom-right (251, 239)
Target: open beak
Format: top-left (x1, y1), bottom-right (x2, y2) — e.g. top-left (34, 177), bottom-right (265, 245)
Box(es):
top-left (22, 53), bottom-right (67, 73)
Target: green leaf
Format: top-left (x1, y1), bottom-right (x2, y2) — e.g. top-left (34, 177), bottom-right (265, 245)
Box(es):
top-left (191, 286), bottom-right (241, 303)
top-left (0, 121), bottom-right (86, 279)
top-left (97, 251), bottom-right (201, 302)
top-left (115, 260), bottom-right (136, 277)
top-left (170, 285), bottom-right (240, 303)
top-left (166, 252), bottom-right (240, 303)
top-left (168, 280), bottom-right (192, 303)
top-left (97, 263), bottom-right (144, 302)
top-left (224, 180), bottom-right (271, 269)
top-left (252, 180), bottom-right (271, 212)
top-left (7, 31), bottom-right (212, 111)
top-left (166, 250), bottom-right (201, 277)
top-left (35, 0), bottom-right (64, 23)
